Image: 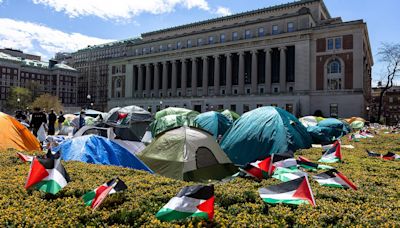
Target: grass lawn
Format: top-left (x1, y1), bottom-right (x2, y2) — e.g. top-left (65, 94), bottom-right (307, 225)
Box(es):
top-left (0, 133), bottom-right (399, 227)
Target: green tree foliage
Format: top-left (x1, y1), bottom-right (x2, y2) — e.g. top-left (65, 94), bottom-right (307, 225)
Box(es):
top-left (6, 87), bottom-right (32, 111)
top-left (31, 93), bottom-right (63, 113)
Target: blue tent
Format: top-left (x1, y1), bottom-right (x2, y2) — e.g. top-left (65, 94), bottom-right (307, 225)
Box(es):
top-left (194, 111), bottom-right (232, 139)
top-left (307, 126), bottom-right (337, 144)
top-left (220, 107), bottom-right (312, 165)
top-left (57, 135), bottom-right (153, 172)
top-left (311, 118), bottom-right (350, 143)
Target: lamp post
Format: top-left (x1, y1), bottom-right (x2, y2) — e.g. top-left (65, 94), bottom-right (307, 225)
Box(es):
top-left (160, 101), bottom-right (163, 110)
top-left (366, 106), bottom-right (370, 122)
top-left (17, 98), bottom-right (21, 110)
top-left (86, 94), bottom-right (91, 110)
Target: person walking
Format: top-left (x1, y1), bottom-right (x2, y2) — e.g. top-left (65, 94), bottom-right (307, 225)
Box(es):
top-left (48, 109), bottom-right (57, 135)
top-left (30, 107), bottom-right (47, 137)
top-left (57, 111), bottom-right (65, 131)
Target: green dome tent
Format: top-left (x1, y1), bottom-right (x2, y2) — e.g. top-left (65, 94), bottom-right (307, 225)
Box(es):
top-left (155, 107), bottom-right (199, 120)
top-left (220, 109), bottom-right (240, 121)
top-left (149, 114), bottom-right (198, 137)
top-left (194, 111), bottom-right (232, 139)
top-left (220, 106), bottom-right (312, 165)
top-left (138, 126), bottom-right (237, 181)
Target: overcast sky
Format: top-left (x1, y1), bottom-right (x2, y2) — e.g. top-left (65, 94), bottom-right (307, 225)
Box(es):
top-left (0, 0), bottom-right (399, 84)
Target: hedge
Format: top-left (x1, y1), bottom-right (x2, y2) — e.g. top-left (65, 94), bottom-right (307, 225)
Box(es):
top-left (0, 134), bottom-right (399, 227)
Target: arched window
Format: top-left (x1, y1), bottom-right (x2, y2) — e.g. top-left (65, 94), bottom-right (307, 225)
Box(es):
top-left (327, 60), bottom-right (341, 74)
top-left (116, 79), bottom-right (122, 88)
top-left (326, 58), bottom-right (344, 90)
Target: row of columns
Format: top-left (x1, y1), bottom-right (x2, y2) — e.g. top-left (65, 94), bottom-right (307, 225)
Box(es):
top-left (132, 47), bottom-right (288, 98)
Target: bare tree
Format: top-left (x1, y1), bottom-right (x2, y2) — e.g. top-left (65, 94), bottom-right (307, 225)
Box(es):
top-left (377, 43), bottom-right (400, 122)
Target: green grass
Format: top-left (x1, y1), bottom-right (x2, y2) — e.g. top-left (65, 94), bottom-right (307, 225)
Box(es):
top-left (0, 134), bottom-right (399, 227)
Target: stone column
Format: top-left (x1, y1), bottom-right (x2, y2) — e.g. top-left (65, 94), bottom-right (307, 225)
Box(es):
top-left (202, 56), bottom-right (208, 96)
top-left (251, 50), bottom-right (258, 94)
top-left (162, 61), bottom-right (168, 97)
top-left (279, 46), bottom-right (287, 93)
top-left (226, 53), bottom-right (232, 95)
top-left (154, 63), bottom-right (160, 97)
top-left (171, 60), bottom-right (177, 96)
top-left (145, 64), bottom-right (151, 97)
top-left (138, 64), bottom-right (144, 97)
top-left (214, 55), bottom-right (220, 96)
top-left (191, 58), bottom-right (197, 96)
top-left (265, 48), bottom-right (271, 93)
top-left (125, 64), bottom-right (133, 98)
top-left (238, 51), bottom-right (245, 95)
top-left (181, 59), bottom-right (187, 96)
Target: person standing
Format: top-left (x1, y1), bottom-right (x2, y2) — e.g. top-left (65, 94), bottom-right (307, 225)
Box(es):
top-left (57, 111), bottom-right (65, 131)
top-left (30, 107), bottom-right (47, 137)
top-left (71, 110), bottom-right (86, 134)
top-left (48, 109), bottom-right (57, 135)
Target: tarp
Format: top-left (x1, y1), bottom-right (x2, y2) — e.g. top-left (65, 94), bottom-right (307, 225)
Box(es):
top-left (155, 107), bottom-right (199, 120)
top-left (138, 127), bottom-right (237, 181)
top-left (57, 135), bottom-right (153, 172)
top-left (220, 109), bottom-right (240, 121)
top-left (0, 112), bottom-right (41, 151)
top-left (150, 113), bottom-right (198, 137)
top-left (194, 111), bottom-right (232, 139)
top-left (344, 117), bottom-right (366, 130)
top-left (220, 106), bottom-right (312, 165)
top-left (74, 109), bottom-right (104, 118)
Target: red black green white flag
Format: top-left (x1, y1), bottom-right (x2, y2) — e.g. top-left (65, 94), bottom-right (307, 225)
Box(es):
top-left (313, 169), bottom-right (357, 190)
top-left (297, 156), bottom-right (333, 171)
top-left (268, 153), bottom-right (297, 176)
top-left (239, 156), bottom-right (271, 180)
top-left (17, 152), bottom-right (33, 163)
top-left (271, 167), bottom-right (308, 182)
top-left (259, 176), bottom-right (316, 206)
top-left (82, 178), bottom-right (127, 210)
top-left (25, 157), bottom-right (70, 195)
top-left (318, 140), bottom-right (342, 163)
top-left (156, 185), bottom-right (214, 222)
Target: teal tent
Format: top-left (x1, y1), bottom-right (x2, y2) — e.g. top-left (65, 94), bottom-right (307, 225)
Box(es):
top-left (194, 111), bottom-right (232, 139)
top-left (220, 106), bottom-right (312, 165)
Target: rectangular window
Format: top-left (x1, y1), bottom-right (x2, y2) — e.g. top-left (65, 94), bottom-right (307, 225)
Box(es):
top-left (272, 25), bottom-right (279, 35)
top-left (243, 104), bottom-right (250, 113)
top-left (150, 47), bottom-right (155, 53)
top-left (177, 41), bottom-right (182, 49)
top-left (135, 49), bottom-right (139, 55)
top-left (245, 30), bottom-right (252, 39)
top-left (287, 22), bottom-right (294, 32)
top-left (335, 37), bottom-right (342, 49)
top-left (159, 45), bottom-right (164, 51)
top-left (197, 38), bottom-right (203, 46)
top-left (330, 103), bottom-right (338, 117)
top-left (230, 104), bottom-right (236, 112)
top-left (142, 47), bottom-right (147, 54)
top-left (285, 104), bottom-right (293, 114)
top-left (220, 34), bottom-right (226, 43)
top-left (232, 32), bottom-right (238, 41)
top-left (327, 39), bottom-right (334, 50)
top-left (167, 43), bottom-right (172, 50)
top-left (208, 36), bottom-right (214, 44)
top-left (187, 40), bottom-right (192, 48)
top-left (258, 27), bottom-right (265, 37)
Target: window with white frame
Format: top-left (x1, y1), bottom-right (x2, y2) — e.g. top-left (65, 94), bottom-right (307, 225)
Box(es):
top-left (287, 22), bottom-right (294, 32)
top-left (245, 30), bottom-right (252, 39)
top-left (220, 34), bottom-right (226, 42)
top-left (326, 59), bottom-right (343, 90)
top-left (272, 25), bottom-right (279, 35)
top-left (258, 27), bottom-right (265, 36)
top-left (327, 39), bottom-right (334, 50)
top-left (335, 37), bottom-right (342, 49)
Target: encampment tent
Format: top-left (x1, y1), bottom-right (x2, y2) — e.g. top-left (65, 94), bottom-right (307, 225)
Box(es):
top-left (155, 107), bottom-right (199, 120)
top-left (220, 109), bottom-right (240, 121)
top-left (150, 113), bottom-right (198, 137)
top-left (299, 116), bottom-right (319, 128)
top-left (220, 106), bottom-right (312, 165)
top-left (138, 126), bottom-right (237, 181)
top-left (58, 135), bottom-right (152, 171)
top-left (344, 117), bottom-right (366, 130)
top-left (308, 118), bottom-right (350, 144)
top-left (194, 111), bottom-right (232, 139)
top-left (0, 112), bottom-right (41, 151)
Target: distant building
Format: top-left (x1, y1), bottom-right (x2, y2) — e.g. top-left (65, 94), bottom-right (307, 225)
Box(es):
top-left (107, 0), bottom-right (373, 117)
top-left (54, 52), bottom-right (73, 65)
top-left (0, 51), bottom-right (78, 111)
top-left (0, 48), bottom-right (41, 61)
top-left (70, 39), bottom-right (141, 111)
top-left (370, 86), bottom-right (400, 125)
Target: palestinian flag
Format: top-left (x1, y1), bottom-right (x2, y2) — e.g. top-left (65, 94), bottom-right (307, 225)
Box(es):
top-left (272, 167), bottom-right (308, 182)
top-left (382, 152), bottom-right (400, 160)
top-left (366, 149), bottom-right (382, 158)
top-left (156, 185), bottom-right (214, 222)
top-left (259, 176), bottom-right (316, 206)
top-left (117, 112), bottom-right (129, 125)
top-left (25, 157), bottom-right (70, 194)
top-left (297, 156), bottom-right (333, 171)
top-left (82, 178), bottom-right (127, 210)
top-left (239, 156), bottom-right (271, 180)
top-left (318, 140), bottom-right (342, 163)
top-left (313, 169), bottom-right (357, 190)
top-left (268, 153), bottom-right (297, 176)
top-left (17, 152), bottom-right (33, 163)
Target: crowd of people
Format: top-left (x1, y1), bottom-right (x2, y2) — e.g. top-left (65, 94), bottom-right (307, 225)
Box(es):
top-left (14, 108), bottom-right (87, 137)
